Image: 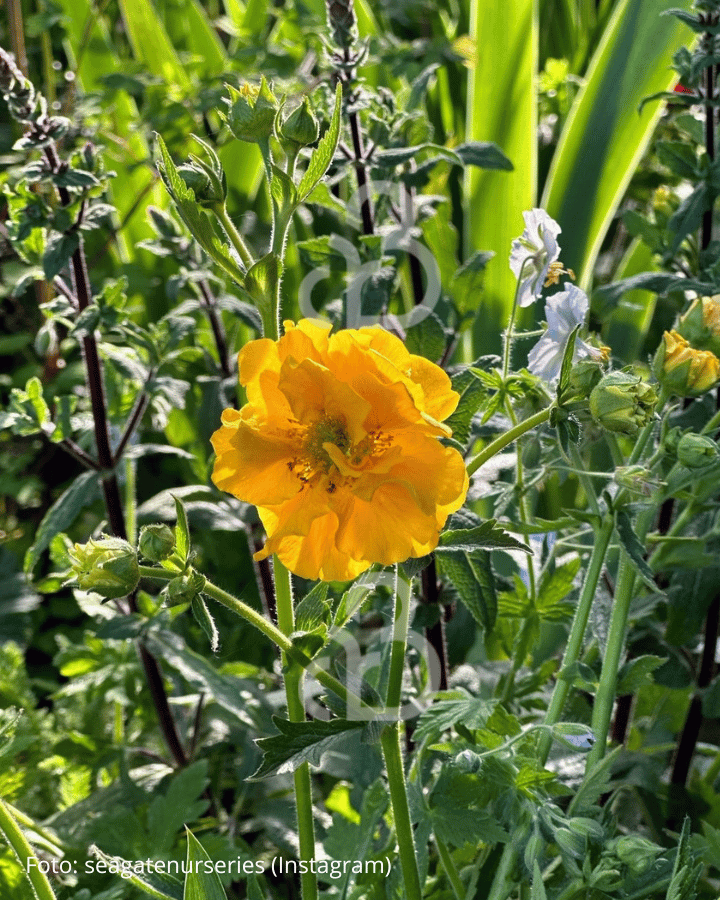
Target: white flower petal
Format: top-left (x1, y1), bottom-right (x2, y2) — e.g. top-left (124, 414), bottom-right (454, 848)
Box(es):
top-left (508, 209), bottom-right (562, 307)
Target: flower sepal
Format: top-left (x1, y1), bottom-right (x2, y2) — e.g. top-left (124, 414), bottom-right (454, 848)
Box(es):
top-left (67, 536), bottom-right (140, 599)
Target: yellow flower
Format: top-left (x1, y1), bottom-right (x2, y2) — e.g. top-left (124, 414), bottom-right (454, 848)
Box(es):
top-left (652, 330), bottom-right (720, 397)
top-left (211, 319), bottom-right (469, 581)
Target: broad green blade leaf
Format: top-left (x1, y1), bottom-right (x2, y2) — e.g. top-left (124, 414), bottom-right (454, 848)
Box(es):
top-left (89, 845), bottom-right (184, 900)
top-left (615, 510), bottom-right (657, 590)
top-left (184, 832), bottom-right (227, 900)
top-left (465, 0), bottom-right (537, 357)
top-left (170, 0), bottom-right (227, 76)
top-left (117, 0), bottom-right (191, 90)
top-left (24, 471), bottom-right (99, 574)
top-left (542, 0), bottom-right (694, 289)
top-left (437, 549), bottom-right (498, 633)
top-left (297, 82), bottom-right (343, 202)
top-left (602, 237), bottom-right (659, 363)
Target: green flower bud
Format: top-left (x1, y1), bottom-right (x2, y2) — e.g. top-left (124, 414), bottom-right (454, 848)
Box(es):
top-left (280, 97), bottom-right (320, 147)
top-left (614, 465), bottom-right (658, 497)
top-left (176, 164), bottom-right (224, 207)
top-left (225, 77), bottom-right (278, 144)
top-left (165, 570), bottom-right (206, 607)
top-left (68, 536), bottom-right (139, 599)
top-left (138, 524), bottom-right (176, 562)
top-left (615, 835), bottom-right (660, 876)
top-left (676, 432), bottom-right (719, 469)
top-left (677, 296), bottom-right (720, 358)
top-left (652, 330), bottom-right (720, 397)
top-left (589, 371), bottom-right (657, 436)
top-left (565, 358), bottom-right (604, 398)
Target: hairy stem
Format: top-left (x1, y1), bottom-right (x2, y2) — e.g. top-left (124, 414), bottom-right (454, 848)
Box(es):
top-left (380, 572), bottom-right (423, 900)
top-left (467, 407), bottom-right (552, 476)
top-left (273, 557), bottom-right (317, 900)
top-left (0, 799), bottom-right (58, 900)
top-left (538, 514), bottom-right (614, 764)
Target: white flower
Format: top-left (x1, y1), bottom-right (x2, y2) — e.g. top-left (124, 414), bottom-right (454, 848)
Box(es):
top-left (527, 283), bottom-right (602, 383)
top-left (509, 209), bottom-right (562, 307)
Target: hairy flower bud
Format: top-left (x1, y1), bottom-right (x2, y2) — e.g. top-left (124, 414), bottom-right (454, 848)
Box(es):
top-left (280, 97), bottom-right (320, 147)
top-left (225, 77), bottom-right (278, 144)
top-left (614, 465), bottom-right (657, 497)
top-left (138, 524), bottom-right (176, 562)
top-left (565, 358), bottom-right (604, 398)
top-left (677, 296), bottom-right (720, 357)
top-left (615, 836), bottom-right (660, 877)
top-left (676, 432), bottom-right (719, 469)
top-left (652, 330), bottom-right (720, 397)
top-left (68, 536), bottom-right (139, 599)
top-left (589, 371), bottom-right (657, 436)
top-left (176, 164), bottom-right (224, 207)
top-left (165, 570), bottom-right (206, 607)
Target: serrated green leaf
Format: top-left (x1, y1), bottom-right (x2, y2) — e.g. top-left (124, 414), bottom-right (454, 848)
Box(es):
top-left (438, 520), bottom-right (531, 553)
top-left (414, 692), bottom-right (496, 741)
top-left (405, 311), bottom-right (446, 362)
top-left (89, 845), bottom-right (184, 900)
top-left (531, 860), bottom-right (548, 900)
top-left (184, 831), bottom-right (227, 900)
top-left (438, 549), bottom-right (498, 632)
top-left (251, 716), bottom-right (364, 779)
top-left (615, 510), bottom-right (656, 589)
top-left (295, 584), bottom-right (331, 632)
top-left (156, 135), bottom-right (247, 285)
top-left (173, 495), bottom-right (191, 563)
top-left (148, 761), bottom-right (209, 854)
top-left (191, 596), bottom-right (219, 653)
top-left (24, 471), bottom-right (99, 574)
top-left (297, 82), bottom-right (342, 202)
top-left (557, 325), bottom-right (580, 399)
top-left (43, 231), bottom-right (80, 280)
top-left (536, 558), bottom-right (580, 621)
top-left (617, 654), bottom-right (666, 695)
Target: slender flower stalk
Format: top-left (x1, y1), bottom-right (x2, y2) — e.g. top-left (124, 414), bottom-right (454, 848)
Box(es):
top-left (273, 557), bottom-right (318, 900)
top-left (467, 407), bottom-right (552, 476)
top-left (538, 514), bottom-right (614, 764)
top-left (380, 570), bottom-right (423, 900)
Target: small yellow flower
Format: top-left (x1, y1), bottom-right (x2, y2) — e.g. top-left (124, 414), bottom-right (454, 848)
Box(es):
top-left (652, 330), bottom-right (720, 397)
top-left (211, 320), bottom-right (469, 582)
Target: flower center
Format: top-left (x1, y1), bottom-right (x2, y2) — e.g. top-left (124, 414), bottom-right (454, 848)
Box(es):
top-left (303, 415), bottom-right (351, 472)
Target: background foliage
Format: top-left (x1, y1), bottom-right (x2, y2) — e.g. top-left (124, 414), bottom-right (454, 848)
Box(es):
top-left (4, 0), bottom-right (720, 898)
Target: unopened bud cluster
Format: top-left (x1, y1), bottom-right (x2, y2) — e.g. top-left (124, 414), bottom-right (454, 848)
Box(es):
top-left (589, 371), bottom-right (657, 436)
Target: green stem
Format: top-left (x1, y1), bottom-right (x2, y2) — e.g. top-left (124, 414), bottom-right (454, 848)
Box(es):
top-left (502, 259), bottom-right (531, 380)
top-left (273, 557), bottom-right (317, 900)
top-left (214, 203), bottom-right (254, 269)
top-left (124, 458), bottom-right (137, 546)
top-left (538, 514), bottom-right (614, 764)
top-left (386, 570), bottom-right (412, 712)
top-left (380, 570), bottom-right (422, 900)
top-left (436, 836), bottom-right (465, 900)
top-left (568, 443), bottom-right (601, 517)
top-left (467, 407), bottom-right (552, 476)
top-left (0, 799), bottom-right (58, 900)
top-left (380, 726), bottom-right (423, 900)
top-left (486, 820), bottom-right (531, 900)
top-left (137, 565), bottom-right (355, 710)
top-left (586, 550), bottom-right (633, 770)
